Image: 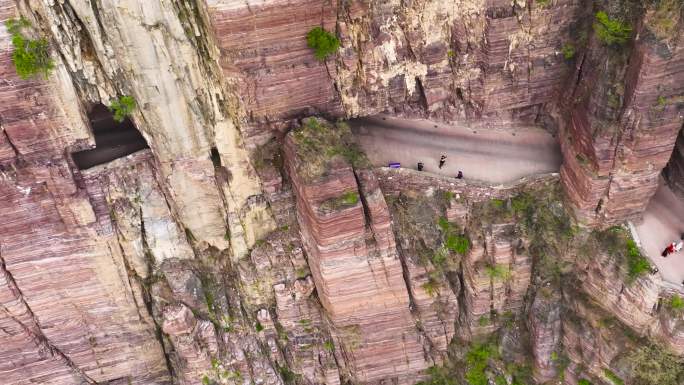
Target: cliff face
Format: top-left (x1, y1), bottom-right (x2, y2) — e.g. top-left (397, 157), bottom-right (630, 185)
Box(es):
top-left (283, 127), bottom-right (428, 383)
top-left (2, 0), bottom-right (684, 385)
top-left (559, 0), bottom-right (684, 225)
top-left (206, 0), bottom-right (582, 140)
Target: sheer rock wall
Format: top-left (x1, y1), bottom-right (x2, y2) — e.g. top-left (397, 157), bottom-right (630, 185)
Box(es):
top-left (2, 0), bottom-right (684, 384)
top-left (559, 0), bottom-right (684, 225)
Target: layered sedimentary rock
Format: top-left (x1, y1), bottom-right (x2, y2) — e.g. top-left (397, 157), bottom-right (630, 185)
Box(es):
top-left (205, 0), bottom-right (581, 139)
top-left (559, 1), bottom-right (684, 225)
top-left (336, 0), bottom-right (581, 124)
top-left (283, 129), bottom-right (429, 383)
top-left (464, 223), bottom-right (531, 336)
top-left (206, 0), bottom-right (344, 137)
top-left (1, 0), bottom-right (278, 382)
top-left (0, 5), bottom-right (171, 384)
top-left (527, 287), bottom-right (563, 383)
top-left (20, 0), bottom-right (275, 254)
top-left (3, 0), bottom-right (684, 383)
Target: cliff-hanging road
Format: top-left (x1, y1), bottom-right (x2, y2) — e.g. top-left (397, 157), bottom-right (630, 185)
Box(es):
top-left (349, 115), bottom-right (562, 184)
top-left (351, 115), bottom-right (684, 285)
top-left (635, 181), bottom-right (684, 285)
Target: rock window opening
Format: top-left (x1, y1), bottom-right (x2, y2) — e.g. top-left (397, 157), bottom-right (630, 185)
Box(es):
top-left (210, 147), bottom-right (222, 167)
top-left (663, 130), bottom-right (684, 197)
top-left (72, 104), bottom-right (149, 169)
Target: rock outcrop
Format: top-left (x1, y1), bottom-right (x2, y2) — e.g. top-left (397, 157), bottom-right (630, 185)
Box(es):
top-left (559, 0), bottom-right (684, 225)
top-left (19, 0), bottom-right (275, 254)
top-left (283, 121), bottom-right (428, 383)
top-left (2, 0), bottom-right (684, 384)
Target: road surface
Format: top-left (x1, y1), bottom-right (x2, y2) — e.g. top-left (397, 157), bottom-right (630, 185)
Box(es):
top-left (635, 181), bottom-right (684, 285)
top-left (351, 114), bottom-right (684, 285)
top-left (350, 115), bottom-right (562, 184)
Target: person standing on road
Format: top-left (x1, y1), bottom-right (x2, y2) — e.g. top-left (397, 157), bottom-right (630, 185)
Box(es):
top-left (662, 241), bottom-right (677, 257)
top-left (439, 155), bottom-right (446, 169)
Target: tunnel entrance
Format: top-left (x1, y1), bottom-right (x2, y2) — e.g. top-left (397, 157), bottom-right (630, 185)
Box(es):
top-left (663, 130), bottom-right (684, 197)
top-left (72, 104), bottom-right (149, 170)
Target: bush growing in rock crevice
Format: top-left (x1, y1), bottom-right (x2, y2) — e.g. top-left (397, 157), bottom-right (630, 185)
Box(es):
top-left (589, 226), bottom-right (650, 282)
top-left (318, 190), bottom-right (359, 213)
top-left (5, 17), bottom-right (54, 79)
top-left (306, 26), bottom-right (339, 61)
top-left (291, 118), bottom-right (369, 181)
top-left (561, 43), bottom-right (576, 59)
top-left (626, 344), bottom-right (684, 385)
top-left (666, 293), bottom-right (684, 313)
top-left (109, 95), bottom-right (137, 123)
top-left (594, 11), bottom-right (632, 46)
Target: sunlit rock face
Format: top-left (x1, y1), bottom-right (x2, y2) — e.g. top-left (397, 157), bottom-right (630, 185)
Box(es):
top-left (1, 0), bottom-right (684, 384)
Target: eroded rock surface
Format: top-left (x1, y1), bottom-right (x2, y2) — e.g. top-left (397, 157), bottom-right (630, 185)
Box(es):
top-left (2, 0), bottom-right (684, 384)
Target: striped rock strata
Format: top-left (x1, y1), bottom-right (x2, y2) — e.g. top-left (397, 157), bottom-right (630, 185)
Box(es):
top-left (0, 4), bottom-right (171, 383)
top-left (559, 1), bottom-right (684, 225)
top-left (205, 0), bottom-right (583, 142)
top-left (283, 134), bottom-right (429, 383)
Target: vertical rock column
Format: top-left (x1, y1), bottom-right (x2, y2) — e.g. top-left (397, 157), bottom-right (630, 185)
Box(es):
top-left (283, 134), bottom-right (428, 383)
top-left (560, 4), bottom-right (684, 225)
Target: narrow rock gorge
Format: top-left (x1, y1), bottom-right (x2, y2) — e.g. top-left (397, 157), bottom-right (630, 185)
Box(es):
top-left (1, 0), bottom-right (683, 385)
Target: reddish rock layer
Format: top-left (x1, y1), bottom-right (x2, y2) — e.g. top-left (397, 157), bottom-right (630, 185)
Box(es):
top-left (206, 0), bottom-right (343, 133)
top-left (205, 0), bottom-right (582, 138)
top-left (0, 5), bottom-right (173, 384)
top-left (283, 137), bottom-right (428, 383)
top-left (560, 5), bottom-right (684, 225)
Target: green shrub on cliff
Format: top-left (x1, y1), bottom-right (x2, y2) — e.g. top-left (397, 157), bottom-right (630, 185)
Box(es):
top-left (603, 369), bottom-right (624, 385)
top-left (319, 190), bottom-right (360, 212)
top-left (465, 343), bottom-right (498, 385)
top-left (625, 239), bottom-right (650, 280)
top-left (109, 95), bottom-right (137, 123)
top-left (667, 293), bottom-right (684, 312)
top-left (627, 344), bottom-right (684, 385)
top-left (578, 379), bottom-right (593, 385)
top-left (561, 43), bottom-right (576, 59)
top-left (485, 264), bottom-right (511, 281)
top-left (5, 17), bottom-right (54, 79)
top-left (437, 217), bottom-right (470, 256)
top-left (647, 0), bottom-right (681, 40)
top-left (594, 11), bottom-right (632, 46)
top-left (415, 366), bottom-right (456, 385)
top-left (306, 26), bottom-right (340, 61)
top-left (292, 118), bottom-right (369, 181)
top-left (446, 233), bottom-right (470, 254)
top-left (591, 226), bottom-right (650, 282)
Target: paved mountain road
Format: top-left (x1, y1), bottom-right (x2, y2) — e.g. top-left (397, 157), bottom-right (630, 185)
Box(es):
top-left (635, 181), bottom-right (684, 285)
top-left (349, 115), bottom-right (563, 184)
top-left (350, 115), bottom-right (684, 285)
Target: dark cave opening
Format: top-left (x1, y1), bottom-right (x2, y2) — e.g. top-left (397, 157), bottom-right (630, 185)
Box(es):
top-left (72, 104), bottom-right (149, 170)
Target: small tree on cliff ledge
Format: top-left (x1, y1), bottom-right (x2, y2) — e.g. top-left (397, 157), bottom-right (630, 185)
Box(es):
top-left (109, 95), bottom-right (137, 123)
top-left (306, 26), bottom-right (340, 61)
top-left (5, 17), bottom-right (54, 79)
top-left (594, 11), bottom-right (632, 46)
